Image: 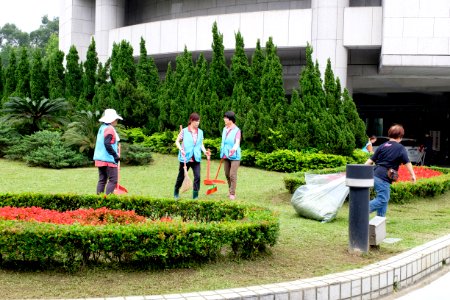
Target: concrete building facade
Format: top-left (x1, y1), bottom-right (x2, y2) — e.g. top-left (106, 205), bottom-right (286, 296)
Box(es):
top-left (60, 0), bottom-right (450, 163)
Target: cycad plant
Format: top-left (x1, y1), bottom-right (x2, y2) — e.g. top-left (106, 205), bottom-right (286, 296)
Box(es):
top-left (1, 96), bottom-right (69, 134)
top-left (63, 110), bottom-right (101, 159)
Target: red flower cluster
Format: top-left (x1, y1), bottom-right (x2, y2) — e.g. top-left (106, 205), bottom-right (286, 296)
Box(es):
top-left (0, 206), bottom-right (146, 225)
top-left (397, 165), bottom-right (442, 182)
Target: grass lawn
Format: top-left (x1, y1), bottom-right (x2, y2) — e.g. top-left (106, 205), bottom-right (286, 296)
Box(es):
top-left (0, 153), bottom-right (449, 299)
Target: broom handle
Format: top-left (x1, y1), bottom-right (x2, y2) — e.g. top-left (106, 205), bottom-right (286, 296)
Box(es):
top-left (214, 158), bottom-right (224, 180)
top-left (116, 144), bottom-right (121, 189)
top-left (206, 149), bottom-right (211, 180)
top-left (179, 125), bottom-right (187, 171)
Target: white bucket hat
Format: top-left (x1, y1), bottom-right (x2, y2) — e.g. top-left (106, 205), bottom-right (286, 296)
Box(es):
top-left (99, 109), bottom-right (123, 123)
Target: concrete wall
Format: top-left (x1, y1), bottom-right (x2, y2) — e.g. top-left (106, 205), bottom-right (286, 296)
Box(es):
top-left (125, 0), bottom-right (311, 25)
top-left (381, 0), bottom-right (450, 73)
top-left (109, 9), bottom-right (312, 57)
top-left (59, 0), bottom-right (95, 63)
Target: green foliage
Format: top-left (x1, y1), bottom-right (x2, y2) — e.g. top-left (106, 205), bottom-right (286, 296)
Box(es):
top-left (283, 166), bottom-right (347, 193)
top-left (0, 121), bottom-right (21, 157)
top-left (92, 59), bottom-right (113, 111)
top-left (203, 137), bottom-right (221, 158)
top-left (120, 143), bottom-right (153, 165)
top-left (210, 22), bottom-right (232, 100)
top-left (64, 45), bottom-right (82, 103)
top-left (29, 15), bottom-right (59, 49)
top-left (0, 193), bottom-right (279, 270)
top-left (255, 149), bottom-right (347, 172)
top-left (141, 130), bottom-right (178, 154)
top-left (48, 49), bottom-right (65, 99)
top-left (82, 38), bottom-right (98, 103)
top-left (4, 130), bottom-right (88, 168)
top-left (25, 142), bottom-right (89, 168)
top-left (63, 110), bottom-right (102, 159)
top-left (3, 49), bottom-right (17, 99)
top-left (389, 170), bottom-right (450, 204)
top-left (15, 47), bottom-right (31, 98)
top-left (1, 96), bottom-right (69, 133)
top-left (30, 50), bottom-right (47, 100)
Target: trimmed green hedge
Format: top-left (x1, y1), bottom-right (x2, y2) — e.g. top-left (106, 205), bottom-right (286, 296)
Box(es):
top-left (390, 167), bottom-right (450, 204)
top-left (283, 166), bottom-right (347, 193)
top-left (0, 194), bottom-right (279, 270)
top-left (284, 166), bottom-right (450, 204)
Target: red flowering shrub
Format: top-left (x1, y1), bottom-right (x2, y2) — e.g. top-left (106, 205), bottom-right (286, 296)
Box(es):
top-left (0, 206), bottom-right (147, 225)
top-left (397, 165), bottom-right (443, 182)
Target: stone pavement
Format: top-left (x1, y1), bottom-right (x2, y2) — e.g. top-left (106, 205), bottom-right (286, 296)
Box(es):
top-left (36, 233), bottom-right (450, 300)
top-left (383, 266), bottom-right (450, 300)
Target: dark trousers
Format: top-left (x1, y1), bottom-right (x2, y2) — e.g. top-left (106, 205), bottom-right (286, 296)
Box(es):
top-left (174, 161), bottom-right (201, 192)
top-left (97, 166), bottom-right (118, 195)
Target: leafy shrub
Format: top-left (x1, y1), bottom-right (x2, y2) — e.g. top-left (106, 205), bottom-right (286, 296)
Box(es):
top-left (121, 127), bottom-right (147, 144)
top-left (0, 193), bottom-right (280, 270)
top-left (203, 138), bottom-right (221, 158)
top-left (5, 130), bottom-right (89, 168)
top-left (25, 143), bottom-right (89, 168)
top-left (0, 122), bottom-right (21, 157)
top-left (346, 148), bottom-right (370, 164)
top-left (141, 130), bottom-right (177, 154)
top-left (255, 150), bottom-right (346, 172)
top-left (121, 143), bottom-right (153, 165)
top-left (240, 149), bottom-right (263, 167)
top-left (283, 166), bottom-right (347, 193)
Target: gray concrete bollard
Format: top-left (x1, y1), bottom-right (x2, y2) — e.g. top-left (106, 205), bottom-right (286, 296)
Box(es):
top-left (345, 164), bottom-right (374, 254)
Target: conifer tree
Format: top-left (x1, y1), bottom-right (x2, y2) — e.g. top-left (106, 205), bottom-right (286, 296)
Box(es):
top-left (92, 59), bottom-right (113, 111)
top-left (109, 41), bottom-right (137, 125)
top-left (210, 22), bottom-right (232, 101)
top-left (0, 58), bottom-right (3, 99)
top-left (136, 37), bottom-right (160, 94)
top-left (4, 49), bottom-right (17, 101)
top-left (250, 39), bottom-right (264, 103)
top-left (65, 45), bottom-right (83, 104)
top-left (15, 47), bottom-right (31, 98)
top-left (324, 59), bottom-right (338, 114)
top-left (230, 31), bottom-right (251, 94)
top-left (284, 89), bottom-right (309, 150)
top-left (158, 62), bottom-right (176, 131)
top-left (342, 88), bottom-right (367, 148)
top-left (82, 38), bottom-right (99, 103)
top-left (258, 37), bottom-right (287, 151)
top-left (200, 91), bottom-right (221, 136)
top-left (48, 50), bottom-right (65, 100)
top-left (170, 47), bottom-right (193, 128)
top-left (30, 50), bottom-right (46, 100)
top-left (189, 54), bottom-right (210, 115)
top-left (110, 40), bottom-right (136, 85)
top-left (231, 82), bottom-right (251, 136)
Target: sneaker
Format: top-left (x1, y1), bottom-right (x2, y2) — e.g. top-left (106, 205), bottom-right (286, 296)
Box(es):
top-left (229, 195), bottom-right (235, 200)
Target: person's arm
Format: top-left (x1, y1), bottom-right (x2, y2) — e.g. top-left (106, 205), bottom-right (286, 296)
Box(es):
top-left (201, 144), bottom-right (211, 158)
top-left (104, 134), bottom-right (119, 163)
top-left (175, 130), bottom-right (185, 156)
top-left (367, 143), bottom-right (373, 153)
top-left (405, 162), bottom-right (416, 183)
top-left (229, 130), bottom-right (241, 156)
top-left (365, 158), bottom-right (374, 165)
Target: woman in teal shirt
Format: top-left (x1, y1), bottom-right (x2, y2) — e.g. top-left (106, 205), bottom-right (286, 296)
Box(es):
top-left (220, 111), bottom-right (241, 200)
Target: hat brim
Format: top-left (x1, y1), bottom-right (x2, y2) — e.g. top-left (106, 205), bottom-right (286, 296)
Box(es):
top-left (99, 115), bottom-right (123, 123)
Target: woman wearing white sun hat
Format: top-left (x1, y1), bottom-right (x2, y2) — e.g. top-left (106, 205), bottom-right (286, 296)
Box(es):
top-left (93, 109), bottom-right (123, 194)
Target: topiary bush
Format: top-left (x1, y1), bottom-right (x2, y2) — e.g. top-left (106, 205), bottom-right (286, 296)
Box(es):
top-left (0, 193), bottom-right (279, 271)
top-left (4, 130), bottom-right (89, 168)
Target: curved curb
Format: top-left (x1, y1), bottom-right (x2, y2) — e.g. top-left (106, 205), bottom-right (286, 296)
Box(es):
top-left (38, 234), bottom-right (450, 300)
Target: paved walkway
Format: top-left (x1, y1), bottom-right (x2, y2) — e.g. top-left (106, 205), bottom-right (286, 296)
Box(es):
top-left (383, 266), bottom-right (450, 300)
top-left (34, 233), bottom-right (450, 300)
